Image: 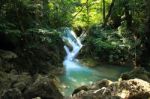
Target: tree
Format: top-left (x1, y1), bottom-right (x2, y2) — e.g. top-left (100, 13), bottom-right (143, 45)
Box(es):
top-left (102, 0), bottom-right (106, 26)
top-left (104, 0), bottom-right (115, 26)
top-left (140, 0), bottom-right (150, 66)
top-left (124, 0), bottom-right (133, 30)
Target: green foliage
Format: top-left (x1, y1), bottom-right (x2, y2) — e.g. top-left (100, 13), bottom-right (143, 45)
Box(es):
top-left (0, 0), bottom-right (149, 68)
top-left (73, 0), bottom-right (112, 27)
top-left (13, 28), bottom-right (65, 74)
top-left (48, 0), bottom-right (76, 28)
top-left (82, 24), bottom-right (140, 64)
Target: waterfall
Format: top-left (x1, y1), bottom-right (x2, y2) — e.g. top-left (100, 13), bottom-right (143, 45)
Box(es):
top-left (59, 28), bottom-right (132, 96)
top-left (62, 28), bottom-right (83, 60)
top-left (61, 27), bottom-right (90, 78)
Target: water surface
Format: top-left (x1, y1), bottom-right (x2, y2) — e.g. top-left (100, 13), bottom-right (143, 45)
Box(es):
top-left (59, 60), bottom-right (132, 96)
top-left (60, 28), bottom-right (132, 96)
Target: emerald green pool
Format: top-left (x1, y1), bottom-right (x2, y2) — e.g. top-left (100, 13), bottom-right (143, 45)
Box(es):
top-left (58, 60), bottom-right (132, 96)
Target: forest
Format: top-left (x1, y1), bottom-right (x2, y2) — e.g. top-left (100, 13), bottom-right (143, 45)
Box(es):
top-left (0, 0), bottom-right (150, 99)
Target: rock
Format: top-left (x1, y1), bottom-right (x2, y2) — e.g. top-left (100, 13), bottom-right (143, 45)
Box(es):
top-left (12, 73), bottom-right (32, 92)
top-left (0, 58), bottom-right (2, 71)
top-left (90, 79), bottom-right (112, 90)
top-left (0, 71), bottom-right (63, 99)
top-left (10, 69), bottom-right (18, 75)
top-left (121, 67), bottom-right (150, 82)
top-left (72, 85), bottom-right (89, 96)
top-left (0, 49), bottom-right (17, 60)
top-left (0, 71), bottom-right (11, 95)
top-left (24, 74), bottom-right (63, 99)
top-left (1, 88), bottom-right (22, 99)
top-left (51, 67), bottom-right (64, 75)
top-left (4, 72), bottom-right (32, 93)
top-left (13, 82), bottom-right (26, 92)
top-left (0, 50), bottom-right (18, 72)
top-left (0, 57), bottom-right (2, 66)
top-left (71, 79), bottom-right (150, 99)
top-left (32, 97), bottom-right (41, 99)
top-left (0, 71), bottom-right (32, 97)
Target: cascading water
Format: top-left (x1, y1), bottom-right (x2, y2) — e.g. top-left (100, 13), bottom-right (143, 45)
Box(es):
top-left (59, 27), bottom-right (132, 96)
top-left (62, 27), bottom-right (91, 78)
top-left (62, 28), bottom-right (83, 60)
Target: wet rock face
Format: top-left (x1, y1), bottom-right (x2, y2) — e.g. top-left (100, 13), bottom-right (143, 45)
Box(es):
top-left (72, 79), bottom-right (150, 99)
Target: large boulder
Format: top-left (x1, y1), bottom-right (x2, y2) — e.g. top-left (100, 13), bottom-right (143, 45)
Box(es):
top-left (24, 74), bottom-right (63, 99)
top-left (72, 79), bottom-right (150, 99)
top-left (0, 72), bottom-right (63, 99)
top-left (0, 71), bottom-right (32, 96)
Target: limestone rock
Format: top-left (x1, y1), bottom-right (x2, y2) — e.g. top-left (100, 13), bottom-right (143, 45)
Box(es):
top-left (72, 79), bottom-right (150, 99)
top-left (0, 72), bottom-right (63, 99)
top-left (24, 74), bottom-right (63, 99)
top-left (0, 71), bottom-right (32, 97)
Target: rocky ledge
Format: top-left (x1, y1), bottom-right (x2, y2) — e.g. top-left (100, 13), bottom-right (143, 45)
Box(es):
top-left (0, 71), bottom-right (63, 99)
top-left (0, 50), bottom-right (64, 99)
top-left (71, 78), bottom-right (150, 99)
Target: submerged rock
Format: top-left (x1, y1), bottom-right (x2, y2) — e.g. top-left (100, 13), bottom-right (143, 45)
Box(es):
top-left (71, 79), bottom-right (150, 99)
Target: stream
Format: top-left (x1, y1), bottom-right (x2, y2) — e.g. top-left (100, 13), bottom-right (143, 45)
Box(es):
top-left (59, 60), bottom-right (132, 96)
top-left (59, 27), bottom-right (132, 96)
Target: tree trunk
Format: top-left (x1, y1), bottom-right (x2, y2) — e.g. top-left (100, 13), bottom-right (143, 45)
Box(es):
top-left (102, 0), bottom-right (106, 26)
top-left (140, 0), bottom-right (150, 66)
top-left (124, 1), bottom-right (132, 30)
top-left (43, 0), bottom-right (50, 25)
top-left (86, 0), bottom-right (90, 26)
top-left (104, 0), bottom-right (115, 26)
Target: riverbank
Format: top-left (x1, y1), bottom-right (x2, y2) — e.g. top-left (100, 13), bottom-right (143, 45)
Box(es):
top-left (0, 49), bottom-right (150, 99)
top-left (71, 78), bottom-right (150, 99)
top-left (69, 67), bottom-right (150, 99)
top-left (0, 49), bottom-right (65, 99)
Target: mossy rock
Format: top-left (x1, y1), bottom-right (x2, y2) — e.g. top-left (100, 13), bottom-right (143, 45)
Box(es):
top-left (121, 67), bottom-right (150, 82)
